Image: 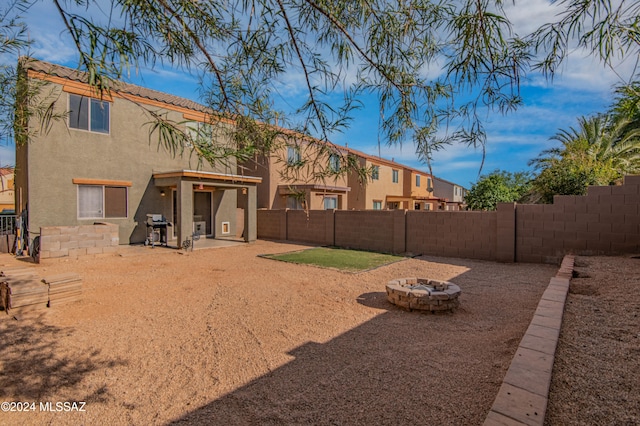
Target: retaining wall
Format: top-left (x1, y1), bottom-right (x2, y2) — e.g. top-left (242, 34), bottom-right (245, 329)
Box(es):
top-left (39, 222), bottom-right (119, 261)
top-left (257, 175), bottom-right (640, 263)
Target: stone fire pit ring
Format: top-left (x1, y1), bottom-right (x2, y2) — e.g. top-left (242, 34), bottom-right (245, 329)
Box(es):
top-left (386, 278), bottom-right (461, 312)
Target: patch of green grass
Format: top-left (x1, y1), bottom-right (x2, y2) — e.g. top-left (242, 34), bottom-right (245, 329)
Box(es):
top-left (262, 247), bottom-right (404, 272)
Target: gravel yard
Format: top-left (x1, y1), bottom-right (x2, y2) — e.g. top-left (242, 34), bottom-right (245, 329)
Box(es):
top-left (0, 239), bottom-right (595, 425)
top-left (545, 255), bottom-right (640, 425)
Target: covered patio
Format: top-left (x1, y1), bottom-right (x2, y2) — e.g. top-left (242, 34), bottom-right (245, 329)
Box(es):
top-left (153, 170), bottom-right (262, 247)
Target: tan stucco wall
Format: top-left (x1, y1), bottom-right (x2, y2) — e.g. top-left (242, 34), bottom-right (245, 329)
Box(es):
top-left (19, 80), bottom-right (238, 244)
top-left (347, 159), bottom-right (404, 210)
top-left (242, 141), bottom-right (349, 210)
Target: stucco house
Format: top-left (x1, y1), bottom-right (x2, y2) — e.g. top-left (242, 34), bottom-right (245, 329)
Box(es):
top-left (402, 166), bottom-right (440, 210)
top-left (433, 176), bottom-right (467, 210)
top-left (0, 167), bottom-right (15, 212)
top-left (242, 138), bottom-right (350, 210)
top-left (15, 58), bottom-right (261, 254)
top-left (346, 150), bottom-right (407, 210)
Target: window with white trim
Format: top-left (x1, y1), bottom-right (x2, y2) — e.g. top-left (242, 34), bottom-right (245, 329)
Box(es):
top-left (323, 196), bottom-right (337, 210)
top-left (416, 174), bottom-right (421, 187)
top-left (392, 169), bottom-right (399, 183)
top-left (373, 200), bottom-right (382, 210)
top-left (287, 146), bottom-right (302, 165)
top-left (328, 154), bottom-right (340, 172)
top-left (78, 185), bottom-right (127, 218)
top-left (69, 94), bottom-right (110, 134)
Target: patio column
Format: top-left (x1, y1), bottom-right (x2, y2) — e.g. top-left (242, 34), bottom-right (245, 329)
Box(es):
top-left (177, 181), bottom-right (193, 246)
top-left (244, 185), bottom-right (257, 242)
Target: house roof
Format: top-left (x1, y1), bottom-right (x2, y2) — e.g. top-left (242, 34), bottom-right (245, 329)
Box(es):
top-left (24, 58), bottom-right (466, 190)
top-left (22, 57), bottom-right (212, 115)
top-left (434, 175), bottom-right (467, 190)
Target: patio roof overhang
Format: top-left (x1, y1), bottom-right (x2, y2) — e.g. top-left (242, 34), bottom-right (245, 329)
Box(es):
top-left (412, 196), bottom-right (442, 202)
top-left (153, 170), bottom-right (262, 188)
top-left (385, 196), bottom-right (413, 202)
top-left (277, 184), bottom-right (350, 195)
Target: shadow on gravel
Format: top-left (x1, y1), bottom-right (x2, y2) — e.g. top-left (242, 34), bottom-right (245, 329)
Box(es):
top-left (0, 313), bottom-right (128, 402)
top-left (169, 257), bottom-right (555, 425)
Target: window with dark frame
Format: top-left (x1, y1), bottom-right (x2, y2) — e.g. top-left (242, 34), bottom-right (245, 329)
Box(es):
top-left (392, 169), bottom-right (398, 183)
top-left (371, 165), bottom-right (379, 180)
top-left (69, 94), bottom-right (110, 134)
top-left (286, 196), bottom-right (303, 210)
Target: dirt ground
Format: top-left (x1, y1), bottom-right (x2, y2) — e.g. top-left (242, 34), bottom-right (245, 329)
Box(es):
top-left (1, 240), bottom-right (560, 425)
top-left (545, 255), bottom-right (640, 425)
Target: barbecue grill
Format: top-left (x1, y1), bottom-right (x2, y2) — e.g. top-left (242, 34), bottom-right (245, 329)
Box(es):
top-left (145, 214), bottom-right (171, 247)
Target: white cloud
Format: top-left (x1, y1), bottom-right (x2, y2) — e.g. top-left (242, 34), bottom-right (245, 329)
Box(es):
top-left (503, 0), bottom-right (562, 37)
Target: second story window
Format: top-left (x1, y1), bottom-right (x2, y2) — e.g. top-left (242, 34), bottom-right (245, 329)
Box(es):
top-left (328, 154), bottom-right (340, 172)
top-left (427, 177), bottom-right (432, 191)
top-left (287, 146), bottom-right (301, 165)
top-left (392, 169), bottom-right (398, 183)
top-left (371, 165), bottom-right (379, 180)
top-left (187, 121), bottom-right (213, 147)
top-left (416, 175), bottom-right (421, 187)
top-left (69, 94), bottom-right (110, 134)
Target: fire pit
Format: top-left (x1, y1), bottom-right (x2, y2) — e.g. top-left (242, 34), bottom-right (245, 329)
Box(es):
top-left (386, 278), bottom-right (461, 312)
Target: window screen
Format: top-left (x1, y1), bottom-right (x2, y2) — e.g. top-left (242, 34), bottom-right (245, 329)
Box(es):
top-left (78, 185), bottom-right (103, 218)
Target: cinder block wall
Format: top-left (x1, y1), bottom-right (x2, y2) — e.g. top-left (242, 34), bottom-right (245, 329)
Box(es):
top-left (256, 176), bottom-right (639, 263)
top-left (287, 210), bottom-right (333, 246)
top-left (335, 211), bottom-right (396, 253)
top-left (406, 210), bottom-right (497, 260)
top-left (516, 175), bottom-right (640, 263)
top-left (256, 209), bottom-right (286, 240)
top-left (39, 222), bottom-right (119, 261)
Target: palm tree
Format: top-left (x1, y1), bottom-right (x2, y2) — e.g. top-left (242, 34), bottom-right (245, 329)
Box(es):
top-left (529, 114), bottom-right (640, 202)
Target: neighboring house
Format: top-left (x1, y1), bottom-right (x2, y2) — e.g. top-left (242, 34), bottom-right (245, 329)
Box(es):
top-left (242, 139), bottom-right (350, 210)
top-left (15, 58), bottom-right (261, 248)
top-left (346, 150), bottom-right (406, 210)
top-left (433, 177), bottom-right (467, 210)
top-left (0, 167), bottom-right (15, 212)
top-left (402, 166), bottom-right (439, 210)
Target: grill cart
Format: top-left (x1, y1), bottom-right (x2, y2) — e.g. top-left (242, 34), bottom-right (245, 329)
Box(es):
top-left (145, 214), bottom-right (171, 247)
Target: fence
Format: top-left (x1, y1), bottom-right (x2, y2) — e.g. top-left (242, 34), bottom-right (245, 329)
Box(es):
top-left (0, 214), bottom-right (16, 235)
top-left (257, 175), bottom-right (640, 264)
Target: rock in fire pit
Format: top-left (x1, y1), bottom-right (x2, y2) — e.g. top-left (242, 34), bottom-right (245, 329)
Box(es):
top-left (386, 278), bottom-right (461, 312)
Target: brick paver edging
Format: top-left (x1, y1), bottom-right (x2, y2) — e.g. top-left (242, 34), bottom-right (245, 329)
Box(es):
top-left (484, 255), bottom-right (575, 426)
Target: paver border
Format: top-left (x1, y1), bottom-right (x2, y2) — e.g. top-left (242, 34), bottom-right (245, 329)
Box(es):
top-left (484, 255), bottom-right (575, 426)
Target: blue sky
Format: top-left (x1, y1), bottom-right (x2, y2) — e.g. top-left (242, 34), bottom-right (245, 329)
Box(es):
top-left (1, 0), bottom-right (635, 188)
